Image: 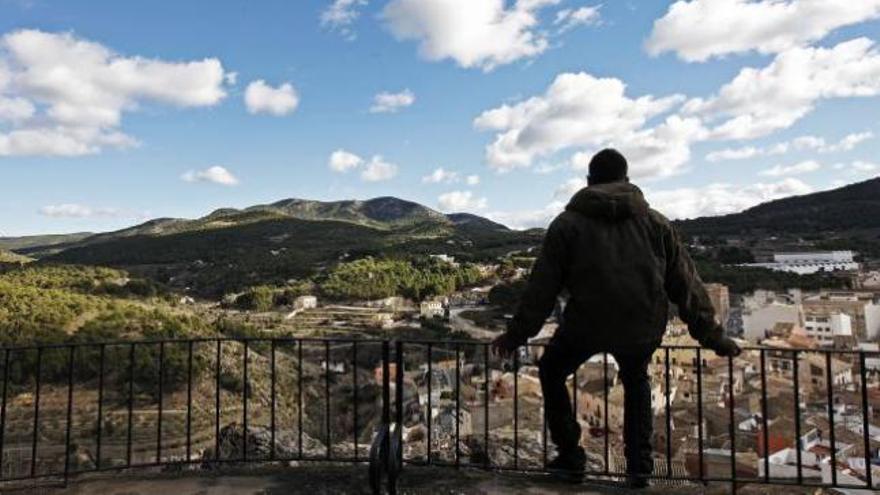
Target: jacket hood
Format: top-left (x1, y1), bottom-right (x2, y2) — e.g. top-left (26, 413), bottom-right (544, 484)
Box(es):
top-left (565, 182), bottom-right (649, 221)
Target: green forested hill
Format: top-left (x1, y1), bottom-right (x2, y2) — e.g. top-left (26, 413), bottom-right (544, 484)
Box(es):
top-left (29, 197), bottom-right (541, 296)
top-left (675, 177), bottom-right (880, 237)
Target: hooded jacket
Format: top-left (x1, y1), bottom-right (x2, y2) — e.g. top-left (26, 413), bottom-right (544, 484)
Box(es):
top-left (507, 182), bottom-right (723, 350)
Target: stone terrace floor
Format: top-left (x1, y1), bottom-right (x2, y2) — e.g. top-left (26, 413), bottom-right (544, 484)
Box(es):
top-left (5, 465), bottom-right (839, 494)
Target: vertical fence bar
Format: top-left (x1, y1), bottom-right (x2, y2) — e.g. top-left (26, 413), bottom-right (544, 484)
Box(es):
top-left (157, 342), bottom-right (164, 464)
top-left (270, 340), bottom-right (276, 461)
top-left (792, 350), bottom-right (802, 485)
top-left (484, 344), bottom-right (490, 469)
top-left (603, 352), bottom-right (609, 475)
top-left (455, 343), bottom-right (461, 468)
top-left (825, 352), bottom-right (837, 487)
top-left (298, 340), bottom-right (304, 459)
top-left (127, 343), bottom-right (135, 466)
top-left (243, 340), bottom-right (249, 462)
top-left (381, 341), bottom-right (390, 468)
top-left (760, 349), bottom-right (769, 483)
top-left (513, 349), bottom-right (519, 470)
top-left (728, 356), bottom-right (737, 494)
top-left (0, 348), bottom-right (8, 479)
top-left (426, 343), bottom-right (432, 464)
top-left (96, 344), bottom-right (105, 470)
top-left (63, 346), bottom-right (75, 480)
top-left (214, 340), bottom-right (221, 461)
top-left (325, 340), bottom-right (331, 460)
top-left (30, 347), bottom-right (42, 478)
top-left (186, 341), bottom-right (193, 462)
top-left (696, 349), bottom-right (705, 482)
top-left (571, 368), bottom-right (578, 416)
top-left (352, 340), bottom-right (358, 462)
top-left (665, 347), bottom-right (672, 479)
top-left (395, 341), bottom-right (404, 466)
top-left (860, 353), bottom-right (873, 489)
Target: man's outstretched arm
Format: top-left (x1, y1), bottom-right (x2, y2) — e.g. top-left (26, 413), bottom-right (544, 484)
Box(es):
top-left (493, 218), bottom-right (568, 355)
top-left (663, 224), bottom-right (740, 357)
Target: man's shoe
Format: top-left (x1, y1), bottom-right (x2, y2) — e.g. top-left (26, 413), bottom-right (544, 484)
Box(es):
top-left (626, 474), bottom-right (650, 489)
top-left (546, 447), bottom-right (586, 483)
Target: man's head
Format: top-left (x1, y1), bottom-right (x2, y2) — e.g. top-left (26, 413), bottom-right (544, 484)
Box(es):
top-left (587, 148), bottom-right (628, 186)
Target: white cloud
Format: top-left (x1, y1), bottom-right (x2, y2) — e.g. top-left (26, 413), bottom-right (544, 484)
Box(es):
top-left (328, 149), bottom-right (364, 172)
top-left (684, 38), bottom-right (880, 140)
top-left (647, 0), bottom-right (880, 62)
top-left (852, 160), bottom-right (879, 173)
top-left (465, 174), bottom-right (481, 185)
top-left (474, 71), bottom-right (690, 176)
top-left (360, 155), bottom-right (398, 181)
top-left (0, 29), bottom-right (229, 157)
top-left (554, 5), bottom-right (601, 33)
top-left (437, 190), bottom-right (488, 212)
top-left (759, 160), bottom-right (821, 177)
top-left (422, 167), bottom-right (459, 183)
top-left (487, 201), bottom-right (565, 229)
top-left (39, 203), bottom-right (122, 218)
top-left (705, 131), bottom-right (873, 162)
top-left (370, 89), bottom-right (415, 113)
top-left (321, 0), bottom-right (368, 40)
top-left (181, 165), bottom-right (239, 186)
top-left (382, 0), bottom-right (560, 71)
top-left (554, 177), bottom-right (587, 199)
top-left (244, 80), bottom-right (299, 116)
top-left (646, 178), bottom-right (814, 220)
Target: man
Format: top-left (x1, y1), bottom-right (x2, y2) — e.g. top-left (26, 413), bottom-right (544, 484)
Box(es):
top-left (491, 149), bottom-right (740, 488)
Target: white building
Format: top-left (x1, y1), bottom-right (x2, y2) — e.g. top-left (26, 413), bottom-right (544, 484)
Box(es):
top-left (744, 250), bottom-right (859, 275)
top-left (742, 300), bottom-right (803, 343)
top-left (420, 300), bottom-right (444, 318)
top-left (293, 295), bottom-right (317, 310)
top-left (803, 311), bottom-right (852, 346)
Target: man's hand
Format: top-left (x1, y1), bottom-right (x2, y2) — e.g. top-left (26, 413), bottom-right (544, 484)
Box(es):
top-left (710, 336), bottom-right (741, 358)
top-left (491, 333), bottom-right (520, 359)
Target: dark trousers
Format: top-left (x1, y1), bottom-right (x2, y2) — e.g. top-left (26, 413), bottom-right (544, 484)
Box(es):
top-left (538, 340), bottom-right (656, 476)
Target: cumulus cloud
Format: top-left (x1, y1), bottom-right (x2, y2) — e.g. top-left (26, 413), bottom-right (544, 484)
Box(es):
top-left (474, 71), bottom-right (698, 178)
top-left (646, 178), bottom-right (813, 219)
top-left (437, 190), bottom-right (488, 212)
top-left (647, 0), bottom-right (880, 62)
top-left (360, 155), bottom-right (398, 181)
top-left (422, 167), bottom-right (459, 183)
top-left (370, 89), bottom-right (415, 113)
top-left (465, 174), bottom-right (480, 185)
top-left (39, 203), bottom-right (122, 218)
top-left (244, 80), bottom-right (299, 116)
top-left (554, 177), bottom-right (587, 199)
top-left (0, 29), bottom-right (229, 157)
top-left (181, 165), bottom-right (239, 186)
top-left (706, 131), bottom-right (873, 162)
top-left (759, 160), bottom-right (821, 177)
top-left (381, 0), bottom-right (560, 71)
top-left (328, 149), bottom-right (364, 172)
top-left (834, 160), bottom-right (880, 176)
top-left (487, 201), bottom-right (565, 230)
top-left (321, 0), bottom-right (368, 40)
top-left (554, 5), bottom-right (601, 33)
top-left (683, 38), bottom-right (880, 140)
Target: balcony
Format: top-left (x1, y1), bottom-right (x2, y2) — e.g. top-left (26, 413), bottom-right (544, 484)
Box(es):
top-left (0, 337), bottom-right (876, 494)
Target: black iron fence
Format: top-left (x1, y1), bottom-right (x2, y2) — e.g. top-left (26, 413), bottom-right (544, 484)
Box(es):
top-left (0, 337), bottom-right (876, 494)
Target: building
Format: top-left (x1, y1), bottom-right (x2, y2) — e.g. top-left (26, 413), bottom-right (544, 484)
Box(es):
top-left (803, 309), bottom-right (853, 347)
top-left (742, 296), bottom-right (803, 343)
top-left (803, 292), bottom-right (880, 341)
top-left (704, 283), bottom-right (730, 328)
top-left (743, 251), bottom-right (859, 275)
top-left (420, 300), bottom-right (444, 318)
top-left (293, 295), bottom-right (317, 310)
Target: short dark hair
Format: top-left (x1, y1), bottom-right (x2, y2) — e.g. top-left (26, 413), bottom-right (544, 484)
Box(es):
top-left (588, 148), bottom-right (628, 185)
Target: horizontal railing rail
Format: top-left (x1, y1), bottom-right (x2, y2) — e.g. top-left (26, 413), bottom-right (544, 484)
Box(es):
top-left (0, 336), bottom-right (875, 494)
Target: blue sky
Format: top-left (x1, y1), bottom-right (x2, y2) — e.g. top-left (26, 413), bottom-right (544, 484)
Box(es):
top-left (2, 0), bottom-right (880, 235)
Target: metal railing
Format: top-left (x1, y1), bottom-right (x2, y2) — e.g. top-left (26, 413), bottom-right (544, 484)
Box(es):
top-left (0, 337), bottom-right (876, 494)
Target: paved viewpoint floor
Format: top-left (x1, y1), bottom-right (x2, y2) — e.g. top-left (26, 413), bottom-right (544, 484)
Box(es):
top-left (9, 466), bottom-right (829, 495)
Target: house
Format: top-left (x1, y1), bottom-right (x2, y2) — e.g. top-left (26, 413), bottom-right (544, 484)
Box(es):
top-left (420, 300), bottom-right (444, 318)
top-left (294, 295), bottom-right (317, 310)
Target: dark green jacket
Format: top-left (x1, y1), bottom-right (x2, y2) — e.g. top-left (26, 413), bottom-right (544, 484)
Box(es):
top-left (508, 182), bottom-right (723, 350)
